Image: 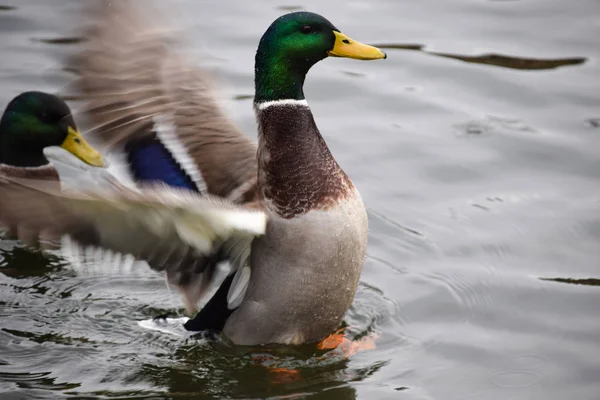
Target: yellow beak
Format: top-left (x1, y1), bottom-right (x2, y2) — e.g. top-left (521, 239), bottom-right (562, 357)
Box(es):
top-left (328, 31), bottom-right (387, 60)
top-left (60, 127), bottom-right (105, 167)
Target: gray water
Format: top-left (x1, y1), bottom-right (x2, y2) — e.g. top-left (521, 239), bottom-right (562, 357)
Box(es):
top-left (1, 1), bottom-right (599, 399)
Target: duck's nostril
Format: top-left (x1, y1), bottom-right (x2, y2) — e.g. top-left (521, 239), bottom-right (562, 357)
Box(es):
top-left (342, 39), bottom-right (350, 44)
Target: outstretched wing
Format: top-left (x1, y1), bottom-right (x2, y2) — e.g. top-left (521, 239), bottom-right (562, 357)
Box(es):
top-left (61, 0), bottom-right (262, 313)
top-left (0, 177), bottom-right (266, 312)
top-left (69, 0), bottom-right (257, 202)
top-left (0, 162), bottom-right (61, 247)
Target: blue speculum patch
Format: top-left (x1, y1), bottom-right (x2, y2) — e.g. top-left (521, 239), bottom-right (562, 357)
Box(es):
top-left (125, 134), bottom-right (198, 191)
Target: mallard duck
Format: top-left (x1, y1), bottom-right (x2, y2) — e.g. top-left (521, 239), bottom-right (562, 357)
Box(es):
top-left (0, 91), bottom-right (104, 175)
top-left (0, 91), bottom-right (105, 243)
top-left (0, 3), bottom-right (386, 345)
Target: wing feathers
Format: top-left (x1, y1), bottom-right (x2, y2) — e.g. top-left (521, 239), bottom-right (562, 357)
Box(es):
top-left (0, 179), bottom-right (266, 269)
top-left (70, 0), bottom-right (258, 201)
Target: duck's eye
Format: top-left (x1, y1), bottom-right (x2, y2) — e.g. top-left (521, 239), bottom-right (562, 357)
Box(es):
top-left (301, 25), bottom-right (313, 34)
top-left (74, 138), bottom-right (81, 144)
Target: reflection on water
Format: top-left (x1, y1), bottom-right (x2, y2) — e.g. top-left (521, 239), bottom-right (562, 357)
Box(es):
top-left (276, 5), bottom-right (304, 12)
top-left (233, 94), bottom-right (254, 101)
top-left (540, 277), bottom-right (600, 287)
top-left (371, 43), bottom-right (425, 51)
top-left (0, 244), bottom-right (389, 398)
top-left (0, 246), bottom-right (67, 279)
top-left (375, 43), bottom-right (586, 70)
top-left (586, 118), bottom-right (600, 128)
top-left (127, 343), bottom-right (379, 400)
top-left (32, 37), bottom-right (85, 45)
top-left (1, 0), bottom-right (600, 399)
top-left (431, 52), bottom-right (585, 70)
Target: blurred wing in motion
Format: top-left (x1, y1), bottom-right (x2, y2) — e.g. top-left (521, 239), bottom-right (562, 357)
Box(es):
top-left (43, 146), bottom-right (123, 192)
top-left (69, 0), bottom-right (258, 202)
top-left (0, 161), bottom-right (61, 247)
top-left (0, 178), bottom-right (267, 312)
top-left (57, 0), bottom-right (265, 315)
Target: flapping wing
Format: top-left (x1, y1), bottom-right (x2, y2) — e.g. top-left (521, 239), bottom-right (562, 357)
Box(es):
top-left (0, 163), bottom-right (60, 183)
top-left (0, 178), bottom-right (266, 311)
top-left (69, 0), bottom-right (257, 202)
top-left (0, 163), bottom-right (61, 247)
top-left (43, 146), bottom-right (124, 192)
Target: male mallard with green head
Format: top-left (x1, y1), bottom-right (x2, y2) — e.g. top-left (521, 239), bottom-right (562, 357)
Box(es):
top-left (0, 91), bottom-right (105, 243)
top-left (0, 91), bottom-right (104, 175)
top-left (0, 4), bottom-right (385, 345)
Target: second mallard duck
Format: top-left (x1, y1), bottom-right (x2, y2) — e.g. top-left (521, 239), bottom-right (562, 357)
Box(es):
top-left (0, 91), bottom-right (104, 177)
top-left (0, 4), bottom-right (386, 345)
top-left (0, 91), bottom-right (105, 244)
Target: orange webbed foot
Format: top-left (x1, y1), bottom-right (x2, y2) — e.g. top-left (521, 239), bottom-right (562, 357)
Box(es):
top-left (267, 367), bottom-right (301, 384)
top-left (317, 329), bottom-right (379, 358)
top-left (252, 354), bottom-right (301, 384)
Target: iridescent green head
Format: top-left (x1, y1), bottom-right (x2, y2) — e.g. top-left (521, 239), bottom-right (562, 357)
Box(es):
top-left (0, 91), bottom-right (104, 167)
top-left (254, 11), bottom-right (386, 102)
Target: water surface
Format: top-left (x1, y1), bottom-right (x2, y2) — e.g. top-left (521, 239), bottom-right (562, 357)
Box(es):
top-left (1, 0), bottom-right (599, 399)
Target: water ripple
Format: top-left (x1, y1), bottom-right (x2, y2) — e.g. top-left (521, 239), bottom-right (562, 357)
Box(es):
top-left (539, 277), bottom-right (600, 287)
top-left (489, 369), bottom-right (545, 388)
top-left (374, 43), bottom-right (586, 70)
top-left (32, 36), bottom-right (85, 45)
